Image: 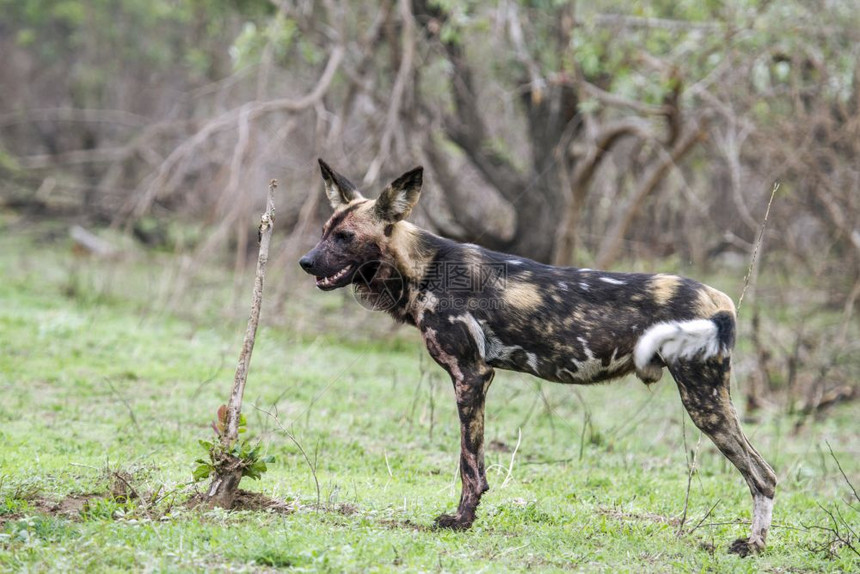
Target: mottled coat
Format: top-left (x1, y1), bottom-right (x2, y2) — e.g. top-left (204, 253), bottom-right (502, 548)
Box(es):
top-left (300, 160), bottom-right (776, 556)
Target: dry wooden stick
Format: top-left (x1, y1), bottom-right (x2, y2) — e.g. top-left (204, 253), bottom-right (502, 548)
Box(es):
top-left (737, 182), bottom-right (779, 315)
top-left (224, 179), bottom-right (277, 443)
top-left (206, 179), bottom-right (277, 507)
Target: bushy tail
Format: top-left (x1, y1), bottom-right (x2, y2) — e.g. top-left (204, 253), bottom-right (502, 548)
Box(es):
top-left (634, 311), bottom-right (735, 371)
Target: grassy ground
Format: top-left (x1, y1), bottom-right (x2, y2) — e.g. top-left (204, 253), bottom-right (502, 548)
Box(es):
top-left (1, 221), bottom-right (858, 572)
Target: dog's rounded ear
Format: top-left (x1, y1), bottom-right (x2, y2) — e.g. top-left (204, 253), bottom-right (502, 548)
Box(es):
top-left (319, 159), bottom-right (364, 209)
top-left (375, 166), bottom-right (423, 222)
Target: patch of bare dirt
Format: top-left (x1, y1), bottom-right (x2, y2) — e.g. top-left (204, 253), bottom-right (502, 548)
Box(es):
top-left (29, 493), bottom-right (104, 520)
top-left (186, 490), bottom-right (294, 515)
top-left (379, 518), bottom-right (433, 532)
top-left (333, 502), bottom-right (358, 516)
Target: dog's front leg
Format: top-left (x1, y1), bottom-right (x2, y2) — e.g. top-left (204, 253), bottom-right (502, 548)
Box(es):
top-left (420, 322), bottom-right (495, 530)
top-left (435, 366), bottom-right (495, 530)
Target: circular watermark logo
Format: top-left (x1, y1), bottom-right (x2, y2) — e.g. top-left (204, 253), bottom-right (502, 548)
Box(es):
top-left (351, 260), bottom-right (405, 311)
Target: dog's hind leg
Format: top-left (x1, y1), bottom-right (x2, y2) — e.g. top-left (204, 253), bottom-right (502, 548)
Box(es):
top-left (669, 357), bottom-right (777, 556)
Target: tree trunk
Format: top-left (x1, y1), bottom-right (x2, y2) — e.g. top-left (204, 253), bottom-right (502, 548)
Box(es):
top-left (414, 0), bottom-right (580, 262)
top-left (206, 466), bottom-right (243, 509)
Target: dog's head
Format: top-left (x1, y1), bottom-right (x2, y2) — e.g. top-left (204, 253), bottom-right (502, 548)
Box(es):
top-left (299, 159), bottom-right (423, 291)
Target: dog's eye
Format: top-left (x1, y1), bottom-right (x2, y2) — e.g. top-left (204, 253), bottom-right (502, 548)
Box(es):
top-left (334, 231), bottom-right (354, 243)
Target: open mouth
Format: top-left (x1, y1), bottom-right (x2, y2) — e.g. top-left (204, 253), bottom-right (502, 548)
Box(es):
top-left (315, 264), bottom-right (355, 290)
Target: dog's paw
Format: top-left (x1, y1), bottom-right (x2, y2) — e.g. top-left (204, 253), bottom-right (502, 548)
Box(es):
top-left (728, 536), bottom-right (765, 557)
top-left (434, 513), bottom-right (472, 531)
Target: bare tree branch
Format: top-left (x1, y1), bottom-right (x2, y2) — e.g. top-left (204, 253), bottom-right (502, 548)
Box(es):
top-left (580, 81), bottom-right (671, 116)
top-left (590, 14), bottom-right (723, 32)
top-left (596, 119), bottom-right (707, 268)
top-left (0, 107), bottom-right (150, 128)
top-left (363, 0), bottom-right (417, 185)
top-left (554, 117), bottom-right (653, 265)
top-left (124, 45), bottom-right (345, 221)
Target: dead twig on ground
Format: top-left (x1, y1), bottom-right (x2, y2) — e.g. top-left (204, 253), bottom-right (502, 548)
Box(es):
top-left (257, 405), bottom-right (322, 509)
top-left (826, 440), bottom-right (860, 504)
top-left (676, 413), bottom-right (703, 536)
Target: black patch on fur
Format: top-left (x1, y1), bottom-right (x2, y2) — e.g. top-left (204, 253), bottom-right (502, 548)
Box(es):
top-left (711, 311), bottom-right (736, 351)
top-left (319, 158), bottom-right (357, 193)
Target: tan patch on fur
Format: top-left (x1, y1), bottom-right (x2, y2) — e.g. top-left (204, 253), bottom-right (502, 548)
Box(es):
top-left (327, 200), bottom-right (435, 284)
top-left (410, 290), bottom-right (439, 325)
top-left (458, 246), bottom-right (486, 291)
top-left (388, 221), bottom-right (435, 282)
top-left (650, 274), bottom-right (681, 306)
top-left (696, 285), bottom-right (737, 317)
top-left (323, 199), bottom-right (377, 239)
top-left (502, 281), bottom-right (542, 311)
top-left (563, 310), bottom-right (589, 331)
top-left (347, 200), bottom-right (379, 235)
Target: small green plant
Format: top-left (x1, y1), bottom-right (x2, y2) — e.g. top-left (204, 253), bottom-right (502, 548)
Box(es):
top-left (192, 405), bottom-right (273, 483)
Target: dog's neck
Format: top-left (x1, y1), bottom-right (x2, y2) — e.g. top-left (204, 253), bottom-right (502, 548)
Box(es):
top-left (369, 222), bottom-right (456, 325)
top-left (386, 221), bottom-right (442, 283)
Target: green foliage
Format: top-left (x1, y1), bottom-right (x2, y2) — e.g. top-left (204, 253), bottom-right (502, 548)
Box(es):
top-left (427, 0), bottom-right (859, 124)
top-left (2, 516), bottom-right (80, 545)
top-left (193, 409), bottom-right (274, 483)
top-left (0, 0), bottom-right (279, 104)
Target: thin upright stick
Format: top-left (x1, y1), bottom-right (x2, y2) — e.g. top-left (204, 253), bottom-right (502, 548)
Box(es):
top-left (223, 179), bottom-right (278, 446)
top-left (737, 182), bottom-right (779, 315)
top-left (206, 180), bottom-right (277, 508)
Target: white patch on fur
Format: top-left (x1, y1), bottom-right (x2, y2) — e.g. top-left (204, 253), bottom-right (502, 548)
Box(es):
top-left (555, 367), bottom-right (578, 381)
top-left (634, 319), bottom-right (721, 370)
top-left (565, 339), bottom-right (629, 382)
top-left (482, 323), bottom-right (523, 364)
top-left (579, 282), bottom-right (589, 291)
top-left (599, 276), bottom-right (625, 285)
top-left (389, 194), bottom-right (414, 218)
top-left (525, 352), bottom-right (539, 374)
top-left (750, 494), bottom-right (774, 545)
top-left (506, 259), bottom-right (524, 266)
top-left (558, 281), bottom-right (568, 291)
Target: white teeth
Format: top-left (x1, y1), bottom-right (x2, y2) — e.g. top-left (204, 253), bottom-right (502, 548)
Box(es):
top-left (317, 265), bottom-right (351, 286)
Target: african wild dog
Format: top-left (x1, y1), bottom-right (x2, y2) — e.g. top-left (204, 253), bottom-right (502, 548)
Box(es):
top-left (299, 159), bottom-right (777, 556)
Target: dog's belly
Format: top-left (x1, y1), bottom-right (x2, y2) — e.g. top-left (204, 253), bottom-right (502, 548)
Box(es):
top-left (482, 326), bottom-right (636, 384)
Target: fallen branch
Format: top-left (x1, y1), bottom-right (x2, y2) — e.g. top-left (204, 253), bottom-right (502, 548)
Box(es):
top-left (70, 225), bottom-right (117, 257)
top-left (204, 179), bottom-right (277, 509)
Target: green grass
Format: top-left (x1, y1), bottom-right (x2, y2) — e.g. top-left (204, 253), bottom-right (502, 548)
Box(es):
top-left (1, 223), bottom-right (858, 572)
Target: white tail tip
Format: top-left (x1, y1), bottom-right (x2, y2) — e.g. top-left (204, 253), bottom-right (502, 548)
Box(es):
top-left (634, 319), bottom-right (722, 370)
